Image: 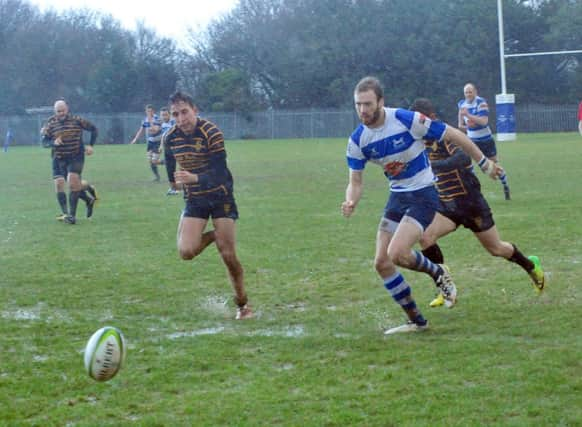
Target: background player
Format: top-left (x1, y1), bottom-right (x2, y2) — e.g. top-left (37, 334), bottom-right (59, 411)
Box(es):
top-left (458, 83), bottom-right (511, 200)
top-left (342, 77), bottom-right (502, 335)
top-left (163, 91), bottom-right (253, 320)
top-left (42, 99), bottom-right (98, 224)
top-left (130, 104), bottom-right (163, 182)
top-left (159, 107), bottom-right (180, 195)
top-left (411, 98), bottom-right (545, 306)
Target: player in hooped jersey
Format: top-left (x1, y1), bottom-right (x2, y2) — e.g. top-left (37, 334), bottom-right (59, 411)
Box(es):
top-left (342, 77), bottom-right (502, 335)
top-left (410, 98), bottom-right (545, 307)
top-left (130, 104), bottom-right (163, 182)
top-left (163, 91), bottom-right (252, 320)
top-left (458, 83), bottom-right (511, 200)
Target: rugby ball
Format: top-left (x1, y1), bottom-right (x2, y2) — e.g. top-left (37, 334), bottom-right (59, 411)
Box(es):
top-left (84, 326), bottom-right (126, 382)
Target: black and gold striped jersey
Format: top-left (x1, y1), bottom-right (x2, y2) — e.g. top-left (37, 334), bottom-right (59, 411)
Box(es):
top-left (43, 114), bottom-right (97, 158)
top-left (163, 118), bottom-right (233, 199)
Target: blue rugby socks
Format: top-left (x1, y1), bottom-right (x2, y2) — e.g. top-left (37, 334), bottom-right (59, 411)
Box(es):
top-left (383, 272), bottom-right (427, 325)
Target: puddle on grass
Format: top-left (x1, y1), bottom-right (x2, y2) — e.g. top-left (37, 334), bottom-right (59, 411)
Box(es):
top-left (249, 325), bottom-right (305, 338)
top-left (167, 326), bottom-right (226, 340)
top-left (2, 308), bottom-right (41, 320)
top-left (200, 295), bottom-right (230, 316)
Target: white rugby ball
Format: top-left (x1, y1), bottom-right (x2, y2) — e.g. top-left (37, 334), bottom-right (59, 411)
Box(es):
top-left (84, 326), bottom-right (126, 382)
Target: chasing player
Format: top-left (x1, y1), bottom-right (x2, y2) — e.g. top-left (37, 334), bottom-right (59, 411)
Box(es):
top-left (342, 77), bottom-right (502, 335)
top-left (163, 91), bottom-right (253, 320)
top-left (411, 98), bottom-right (545, 306)
top-left (42, 100), bottom-right (98, 225)
top-left (458, 83), bottom-right (511, 200)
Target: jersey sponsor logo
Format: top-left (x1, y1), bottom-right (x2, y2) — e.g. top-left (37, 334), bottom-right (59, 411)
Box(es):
top-left (384, 161), bottom-right (406, 177)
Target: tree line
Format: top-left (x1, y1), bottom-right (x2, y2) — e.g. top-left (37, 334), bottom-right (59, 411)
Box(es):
top-left (1, 0), bottom-right (581, 116)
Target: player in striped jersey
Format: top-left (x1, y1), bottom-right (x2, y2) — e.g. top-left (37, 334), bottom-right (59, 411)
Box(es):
top-left (159, 107), bottom-right (180, 195)
top-left (411, 98), bottom-right (545, 306)
top-left (42, 100), bottom-right (98, 225)
top-left (458, 83), bottom-right (511, 200)
top-left (130, 104), bottom-right (163, 182)
top-left (342, 77), bottom-right (502, 335)
top-left (163, 91), bottom-right (252, 320)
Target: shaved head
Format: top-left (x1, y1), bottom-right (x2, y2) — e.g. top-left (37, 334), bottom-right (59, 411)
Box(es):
top-left (54, 100), bottom-right (69, 120)
top-left (463, 83), bottom-right (477, 102)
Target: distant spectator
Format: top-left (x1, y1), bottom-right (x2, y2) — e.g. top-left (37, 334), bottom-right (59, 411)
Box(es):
top-left (578, 100), bottom-right (582, 137)
top-left (4, 128), bottom-right (13, 152)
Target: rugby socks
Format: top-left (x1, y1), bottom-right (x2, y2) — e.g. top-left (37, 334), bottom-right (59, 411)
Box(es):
top-left (508, 243), bottom-right (535, 272)
top-left (499, 171), bottom-right (509, 190)
top-left (150, 164), bottom-right (160, 180)
top-left (57, 192), bottom-right (68, 214)
top-left (383, 272), bottom-right (427, 325)
top-left (412, 250), bottom-right (443, 281)
top-left (69, 191), bottom-right (80, 219)
top-left (421, 244), bottom-right (444, 264)
top-left (78, 190), bottom-right (90, 203)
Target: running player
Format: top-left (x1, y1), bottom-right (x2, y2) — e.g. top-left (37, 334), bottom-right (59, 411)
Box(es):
top-left (159, 107), bottom-right (180, 195)
top-left (42, 100), bottom-right (98, 225)
top-left (411, 98), bottom-right (545, 306)
top-left (458, 83), bottom-right (511, 200)
top-left (130, 104), bottom-right (163, 181)
top-left (163, 91), bottom-right (253, 320)
top-left (342, 77), bottom-right (502, 335)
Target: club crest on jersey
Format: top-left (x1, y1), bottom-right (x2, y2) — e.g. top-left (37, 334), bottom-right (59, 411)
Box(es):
top-left (392, 137), bottom-right (406, 148)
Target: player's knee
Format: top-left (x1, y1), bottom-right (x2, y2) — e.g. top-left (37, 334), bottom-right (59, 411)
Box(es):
top-left (387, 248), bottom-right (407, 267)
top-left (374, 255), bottom-right (390, 274)
top-left (179, 248), bottom-right (195, 260)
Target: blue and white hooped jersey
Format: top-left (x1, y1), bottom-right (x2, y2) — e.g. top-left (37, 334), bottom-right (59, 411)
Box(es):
top-left (458, 96), bottom-right (492, 142)
top-left (161, 119), bottom-right (175, 135)
top-left (347, 107), bottom-right (447, 192)
top-left (142, 115), bottom-right (162, 142)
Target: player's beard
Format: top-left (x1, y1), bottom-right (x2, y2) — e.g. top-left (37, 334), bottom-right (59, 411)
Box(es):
top-left (361, 105), bottom-right (383, 127)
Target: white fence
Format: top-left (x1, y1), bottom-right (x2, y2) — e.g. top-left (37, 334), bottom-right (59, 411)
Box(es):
top-left (0, 105), bottom-right (579, 146)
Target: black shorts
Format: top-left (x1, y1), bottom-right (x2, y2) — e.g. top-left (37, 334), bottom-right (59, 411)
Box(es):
top-left (52, 153), bottom-right (84, 179)
top-left (183, 194), bottom-right (239, 220)
top-left (147, 140), bottom-right (161, 152)
top-left (438, 189), bottom-right (494, 233)
top-left (474, 138), bottom-right (497, 158)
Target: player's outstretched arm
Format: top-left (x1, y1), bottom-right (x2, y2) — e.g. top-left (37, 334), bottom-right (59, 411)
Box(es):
top-left (444, 125), bottom-right (502, 179)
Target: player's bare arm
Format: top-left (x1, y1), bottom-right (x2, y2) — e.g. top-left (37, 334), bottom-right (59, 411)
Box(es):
top-left (444, 125), bottom-right (502, 179)
top-left (130, 127), bottom-right (143, 144)
top-left (342, 169), bottom-right (363, 217)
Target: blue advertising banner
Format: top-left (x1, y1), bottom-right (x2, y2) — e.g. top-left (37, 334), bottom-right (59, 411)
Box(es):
top-left (495, 93), bottom-right (516, 141)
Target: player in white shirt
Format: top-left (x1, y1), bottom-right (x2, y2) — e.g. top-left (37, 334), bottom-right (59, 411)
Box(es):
top-left (458, 83), bottom-right (511, 200)
top-left (342, 77), bottom-right (502, 335)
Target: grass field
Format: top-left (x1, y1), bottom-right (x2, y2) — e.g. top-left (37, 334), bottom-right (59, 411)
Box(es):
top-left (1, 134), bottom-right (581, 426)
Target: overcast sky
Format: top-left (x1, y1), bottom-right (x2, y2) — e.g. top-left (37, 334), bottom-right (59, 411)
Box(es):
top-left (28, 0), bottom-right (238, 46)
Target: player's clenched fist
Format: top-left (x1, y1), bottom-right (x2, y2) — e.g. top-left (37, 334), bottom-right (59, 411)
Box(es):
top-left (341, 200), bottom-right (355, 217)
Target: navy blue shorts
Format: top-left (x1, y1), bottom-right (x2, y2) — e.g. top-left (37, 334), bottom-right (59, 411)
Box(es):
top-left (474, 138), bottom-right (497, 158)
top-left (52, 153), bottom-right (84, 179)
top-left (183, 195), bottom-right (239, 220)
top-left (384, 185), bottom-right (440, 231)
top-left (147, 140), bottom-right (161, 152)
